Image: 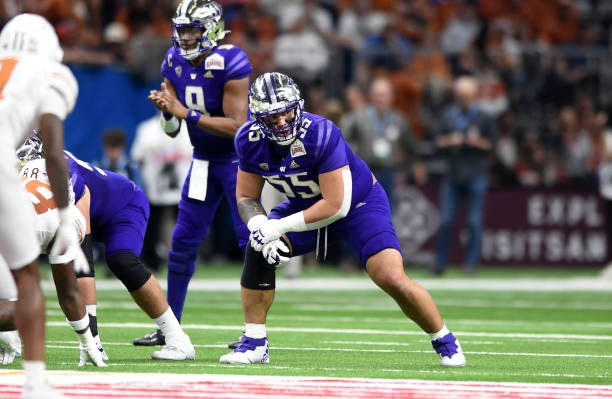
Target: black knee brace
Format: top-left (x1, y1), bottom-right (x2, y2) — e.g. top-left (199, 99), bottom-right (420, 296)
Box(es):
top-left (75, 234), bottom-right (95, 278)
top-left (106, 251), bottom-right (151, 292)
top-left (240, 245), bottom-right (276, 290)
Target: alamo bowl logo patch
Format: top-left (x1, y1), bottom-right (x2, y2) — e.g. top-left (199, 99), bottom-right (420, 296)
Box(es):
top-left (290, 140), bottom-right (306, 157)
top-left (205, 53), bottom-right (225, 70)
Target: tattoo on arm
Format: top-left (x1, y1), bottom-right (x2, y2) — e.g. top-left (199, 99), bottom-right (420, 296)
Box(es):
top-left (238, 198), bottom-right (266, 224)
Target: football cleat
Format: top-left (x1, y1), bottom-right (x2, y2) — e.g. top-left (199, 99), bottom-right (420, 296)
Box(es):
top-left (227, 333), bottom-right (244, 349)
top-left (0, 331), bottom-right (21, 365)
top-left (431, 332), bottom-right (466, 367)
top-left (151, 332), bottom-right (195, 361)
top-left (219, 336), bottom-right (269, 364)
top-left (133, 329), bottom-right (165, 346)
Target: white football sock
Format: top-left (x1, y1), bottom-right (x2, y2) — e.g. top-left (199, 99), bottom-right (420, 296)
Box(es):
top-left (67, 314), bottom-right (89, 333)
top-left (23, 361), bottom-right (46, 388)
top-left (245, 323), bottom-right (266, 339)
top-left (429, 325), bottom-right (450, 341)
top-left (86, 304), bottom-right (97, 317)
top-left (154, 307), bottom-right (182, 336)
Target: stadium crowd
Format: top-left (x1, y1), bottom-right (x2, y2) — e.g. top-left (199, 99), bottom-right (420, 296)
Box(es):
top-left (2, 0), bottom-right (610, 192)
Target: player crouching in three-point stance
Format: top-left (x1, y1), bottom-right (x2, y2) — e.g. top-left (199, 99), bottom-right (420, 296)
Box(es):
top-left (220, 72), bottom-right (466, 367)
top-left (15, 136), bottom-right (106, 368)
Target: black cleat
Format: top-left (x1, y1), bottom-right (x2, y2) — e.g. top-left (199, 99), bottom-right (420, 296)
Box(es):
top-left (133, 329), bottom-right (165, 346)
top-left (227, 333), bottom-right (244, 349)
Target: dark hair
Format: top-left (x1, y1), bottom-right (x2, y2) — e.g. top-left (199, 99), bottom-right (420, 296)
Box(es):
top-left (102, 129), bottom-right (127, 148)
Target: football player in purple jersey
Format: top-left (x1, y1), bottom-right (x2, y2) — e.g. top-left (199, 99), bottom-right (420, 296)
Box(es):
top-left (134, 0), bottom-right (252, 347)
top-left (65, 151), bottom-right (195, 361)
top-left (219, 72), bottom-right (466, 367)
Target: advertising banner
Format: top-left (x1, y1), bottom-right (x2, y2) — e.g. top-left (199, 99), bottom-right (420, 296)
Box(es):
top-left (393, 185), bottom-right (608, 266)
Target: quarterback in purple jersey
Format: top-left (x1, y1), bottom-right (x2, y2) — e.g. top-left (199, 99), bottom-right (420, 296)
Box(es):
top-left (219, 72), bottom-right (466, 367)
top-left (135, 0), bottom-right (252, 347)
top-left (65, 150), bottom-right (195, 361)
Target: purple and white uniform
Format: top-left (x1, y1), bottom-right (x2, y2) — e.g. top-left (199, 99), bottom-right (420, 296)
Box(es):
top-left (235, 112), bottom-right (401, 266)
top-left (65, 151), bottom-right (149, 258)
top-left (161, 44), bottom-right (251, 319)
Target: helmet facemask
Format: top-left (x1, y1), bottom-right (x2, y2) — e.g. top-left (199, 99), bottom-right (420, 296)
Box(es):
top-left (249, 73), bottom-right (304, 146)
top-left (16, 132), bottom-right (44, 169)
top-left (172, 0), bottom-right (227, 61)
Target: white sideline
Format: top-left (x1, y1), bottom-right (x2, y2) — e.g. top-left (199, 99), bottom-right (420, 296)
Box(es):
top-left (41, 277), bottom-right (612, 292)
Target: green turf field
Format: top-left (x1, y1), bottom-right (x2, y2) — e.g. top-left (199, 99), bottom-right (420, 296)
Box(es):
top-left (5, 264), bottom-right (612, 386)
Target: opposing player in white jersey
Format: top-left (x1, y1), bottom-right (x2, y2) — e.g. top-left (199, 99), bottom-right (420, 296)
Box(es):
top-left (0, 13), bottom-right (86, 399)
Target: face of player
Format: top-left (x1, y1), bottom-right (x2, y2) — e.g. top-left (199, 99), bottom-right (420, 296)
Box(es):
top-left (177, 25), bottom-right (204, 51)
top-left (261, 109), bottom-right (296, 129)
top-left (259, 108), bottom-right (297, 144)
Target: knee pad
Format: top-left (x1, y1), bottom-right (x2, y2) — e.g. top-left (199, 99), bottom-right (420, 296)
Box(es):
top-left (240, 245), bottom-right (276, 290)
top-left (107, 251), bottom-right (151, 292)
top-left (76, 234), bottom-right (95, 278)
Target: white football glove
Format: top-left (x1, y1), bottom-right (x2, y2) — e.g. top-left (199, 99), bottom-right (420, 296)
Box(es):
top-left (94, 334), bottom-right (109, 361)
top-left (262, 239), bottom-right (290, 269)
top-left (50, 208), bottom-right (90, 275)
top-left (0, 331), bottom-right (21, 365)
top-left (78, 334), bottom-right (107, 367)
top-left (71, 247), bottom-right (90, 275)
top-left (250, 219), bottom-right (283, 252)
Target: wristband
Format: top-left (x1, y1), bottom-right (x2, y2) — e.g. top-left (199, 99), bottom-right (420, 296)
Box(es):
top-left (160, 114), bottom-right (180, 134)
top-left (186, 109), bottom-right (202, 128)
top-left (162, 111), bottom-right (173, 120)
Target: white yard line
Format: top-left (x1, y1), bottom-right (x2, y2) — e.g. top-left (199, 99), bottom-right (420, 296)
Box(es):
top-left (41, 277), bottom-right (612, 292)
top-left (44, 343), bottom-right (612, 359)
top-left (46, 321), bottom-right (612, 341)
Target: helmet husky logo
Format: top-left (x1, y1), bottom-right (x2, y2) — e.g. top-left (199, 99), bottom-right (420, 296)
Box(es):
top-left (172, 0), bottom-right (228, 61)
top-left (249, 72), bottom-right (304, 146)
top-left (16, 132), bottom-right (44, 168)
top-left (0, 13), bottom-right (63, 62)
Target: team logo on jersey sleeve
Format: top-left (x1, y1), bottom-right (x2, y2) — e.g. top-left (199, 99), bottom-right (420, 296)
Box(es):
top-left (205, 53), bottom-right (225, 70)
top-left (175, 66), bottom-right (182, 77)
top-left (290, 140), bottom-right (306, 158)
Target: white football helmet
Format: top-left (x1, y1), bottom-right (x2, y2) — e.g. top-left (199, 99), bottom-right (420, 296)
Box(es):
top-left (249, 72), bottom-right (304, 146)
top-left (172, 0), bottom-right (228, 61)
top-left (0, 13), bottom-right (63, 62)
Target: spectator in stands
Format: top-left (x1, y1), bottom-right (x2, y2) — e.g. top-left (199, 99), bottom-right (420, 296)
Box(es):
top-left (598, 119), bottom-right (612, 278)
top-left (342, 76), bottom-right (426, 209)
top-left (272, 0), bottom-right (332, 101)
top-left (98, 128), bottom-right (144, 189)
top-left (131, 113), bottom-right (192, 273)
top-left (433, 76), bottom-right (495, 276)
